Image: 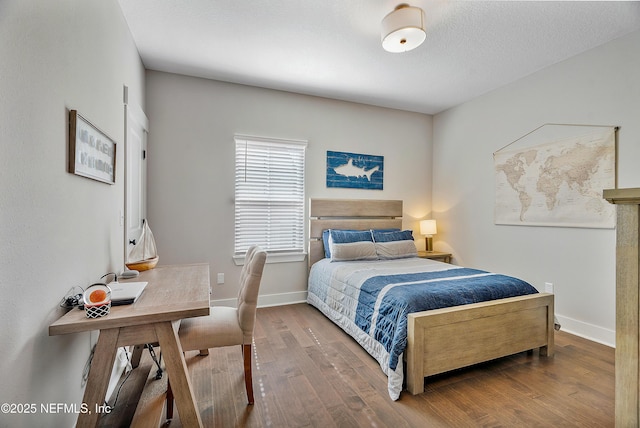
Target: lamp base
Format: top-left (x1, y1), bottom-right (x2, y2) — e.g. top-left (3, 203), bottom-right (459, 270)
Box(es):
top-left (425, 236), bottom-right (433, 252)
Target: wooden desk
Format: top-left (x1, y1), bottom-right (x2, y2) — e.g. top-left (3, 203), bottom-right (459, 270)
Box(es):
top-left (49, 263), bottom-right (210, 428)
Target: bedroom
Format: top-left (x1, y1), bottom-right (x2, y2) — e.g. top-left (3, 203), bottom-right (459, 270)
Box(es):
top-left (1, 0), bottom-right (639, 427)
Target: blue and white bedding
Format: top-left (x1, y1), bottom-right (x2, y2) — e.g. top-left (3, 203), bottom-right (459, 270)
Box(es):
top-left (307, 257), bottom-right (539, 400)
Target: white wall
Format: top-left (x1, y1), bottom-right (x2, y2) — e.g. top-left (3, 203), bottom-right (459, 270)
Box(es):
top-left (145, 71), bottom-right (433, 305)
top-left (0, 1), bottom-right (145, 426)
top-left (433, 30), bottom-right (640, 346)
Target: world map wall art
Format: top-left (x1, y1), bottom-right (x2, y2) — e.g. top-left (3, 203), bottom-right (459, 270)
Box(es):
top-left (494, 126), bottom-right (616, 228)
top-left (326, 150), bottom-right (383, 190)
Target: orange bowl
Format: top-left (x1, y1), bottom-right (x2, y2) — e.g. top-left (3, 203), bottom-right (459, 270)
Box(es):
top-left (83, 283), bottom-right (111, 306)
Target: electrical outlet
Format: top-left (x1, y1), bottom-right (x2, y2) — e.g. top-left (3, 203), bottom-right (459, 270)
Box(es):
top-left (544, 282), bottom-right (554, 293)
top-left (217, 273), bottom-right (224, 284)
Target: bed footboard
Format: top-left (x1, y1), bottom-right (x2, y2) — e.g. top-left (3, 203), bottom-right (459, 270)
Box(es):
top-left (406, 293), bottom-right (554, 395)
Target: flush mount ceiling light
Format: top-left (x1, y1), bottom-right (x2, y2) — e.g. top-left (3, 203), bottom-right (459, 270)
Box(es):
top-left (381, 4), bottom-right (426, 53)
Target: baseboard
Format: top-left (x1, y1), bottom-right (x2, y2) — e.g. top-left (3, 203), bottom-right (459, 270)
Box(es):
top-left (556, 314), bottom-right (615, 348)
top-left (211, 290), bottom-right (308, 308)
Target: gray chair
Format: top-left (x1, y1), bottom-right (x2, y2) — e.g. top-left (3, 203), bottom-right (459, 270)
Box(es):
top-left (166, 245), bottom-right (267, 418)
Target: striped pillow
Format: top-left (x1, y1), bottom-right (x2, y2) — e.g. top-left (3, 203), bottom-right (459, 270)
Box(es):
top-left (372, 230), bottom-right (418, 260)
top-left (328, 229), bottom-right (377, 262)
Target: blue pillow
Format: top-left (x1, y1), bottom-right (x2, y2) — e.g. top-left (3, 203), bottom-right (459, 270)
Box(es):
top-left (323, 229), bottom-right (399, 258)
top-left (329, 229), bottom-right (373, 243)
top-left (371, 229), bottom-right (414, 242)
top-left (322, 230), bottom-right (331, 258)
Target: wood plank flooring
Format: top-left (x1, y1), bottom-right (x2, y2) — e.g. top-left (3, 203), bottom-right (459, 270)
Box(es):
top-left (99, 303), bottom-right (614, 427)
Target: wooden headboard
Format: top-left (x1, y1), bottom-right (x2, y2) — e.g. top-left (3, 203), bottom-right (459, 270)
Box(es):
top-left (308, 198), bottom-right (403, 268)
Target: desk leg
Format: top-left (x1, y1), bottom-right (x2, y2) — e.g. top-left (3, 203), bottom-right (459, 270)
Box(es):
top-left (76, 328), bottom-right (120, 428)
top-left (155, 321), bottom-right (203, 428)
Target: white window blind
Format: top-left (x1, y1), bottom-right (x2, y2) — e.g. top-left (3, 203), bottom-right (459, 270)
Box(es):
top-left (234, 135), bottom-right (307, 257)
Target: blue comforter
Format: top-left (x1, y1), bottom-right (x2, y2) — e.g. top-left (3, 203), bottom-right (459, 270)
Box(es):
top-left (354, 267), bottom-right (538, 370)
top-left (307, 258), bottom-right (538, 400)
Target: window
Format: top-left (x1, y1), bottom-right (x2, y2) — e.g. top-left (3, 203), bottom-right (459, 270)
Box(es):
top-left (234, 135), bottom-right (307, 263)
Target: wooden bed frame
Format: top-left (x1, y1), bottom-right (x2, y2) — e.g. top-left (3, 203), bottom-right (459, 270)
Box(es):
top-left (308, 198), bottom-right (554, 395)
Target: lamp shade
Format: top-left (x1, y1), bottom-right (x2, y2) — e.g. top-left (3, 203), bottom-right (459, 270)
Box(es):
top-left (420, 219), bottom-right (437, 236)
top-left (381, 5), bottom-right (426, 53)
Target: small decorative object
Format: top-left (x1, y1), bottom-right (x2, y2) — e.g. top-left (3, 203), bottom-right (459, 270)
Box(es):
top-left (83, 283), bottom-right (112, 318)
top-left (326, 150), bottom-right (383, 190)
top-left (126, 220), bottom-right (159, 271)
top-left (420, 219), bottom-right (437, 252)
top-left (68, 110), bottom-right (117, 184)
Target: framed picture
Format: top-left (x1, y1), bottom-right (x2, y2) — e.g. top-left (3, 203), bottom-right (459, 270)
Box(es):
top-left (68, 110), bottom-right (116, 184)
top-left (326, 150), bottom-right (384, 190)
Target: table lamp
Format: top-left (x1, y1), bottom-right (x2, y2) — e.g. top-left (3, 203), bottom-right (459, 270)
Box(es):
top-left (420, 219), bottom-right (437, 252)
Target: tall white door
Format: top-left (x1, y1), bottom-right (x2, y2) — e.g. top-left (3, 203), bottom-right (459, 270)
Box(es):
top-left (124, 87), bottom-right (149, 262)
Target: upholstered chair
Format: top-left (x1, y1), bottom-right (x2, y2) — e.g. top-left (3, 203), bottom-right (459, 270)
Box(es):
top-left (166, 245), bottom-right (267, 418)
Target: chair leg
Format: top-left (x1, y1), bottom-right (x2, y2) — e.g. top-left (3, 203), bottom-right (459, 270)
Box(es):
top-left (166, 378), bottom-right (174, 420)
top-left (242, 344), bottom-right (254, 404)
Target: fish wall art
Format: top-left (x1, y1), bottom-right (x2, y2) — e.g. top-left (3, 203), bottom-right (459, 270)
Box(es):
top-left (326, 150), bottom-right (383, 190)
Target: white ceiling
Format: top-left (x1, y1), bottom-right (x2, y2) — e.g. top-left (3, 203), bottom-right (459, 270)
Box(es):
top-left (117, 1), bottom-right (640, 115)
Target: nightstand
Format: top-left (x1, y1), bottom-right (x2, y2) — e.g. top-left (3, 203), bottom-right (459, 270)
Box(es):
top-left (417, 251), bottom-right (452, 263)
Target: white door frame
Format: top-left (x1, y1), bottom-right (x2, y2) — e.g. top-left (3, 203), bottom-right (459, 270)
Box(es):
top-left (123, 85), bottom-right (149, 266)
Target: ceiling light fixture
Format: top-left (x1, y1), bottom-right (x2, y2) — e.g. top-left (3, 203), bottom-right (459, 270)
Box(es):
top-left (381, 4), bottom-right (426, 53)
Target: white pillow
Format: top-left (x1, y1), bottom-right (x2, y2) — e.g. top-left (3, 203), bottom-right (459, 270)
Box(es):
top-left (330, 241), bottom-right (378, 261)
top-left (375, 240), bottom-right (418, 260)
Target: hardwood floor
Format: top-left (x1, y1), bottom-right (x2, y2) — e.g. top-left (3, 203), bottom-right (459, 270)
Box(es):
top-left (99, 303), bottom-right (614, 427)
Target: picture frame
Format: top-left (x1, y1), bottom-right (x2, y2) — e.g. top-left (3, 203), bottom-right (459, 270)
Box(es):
top-left (326, 150), bottom-right (384, 190)
top-left (68, 110), bottom-right (116, 184)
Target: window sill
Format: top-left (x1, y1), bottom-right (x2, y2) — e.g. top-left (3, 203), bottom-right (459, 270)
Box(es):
top-left (233, 252), bottom-right (307, 266)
